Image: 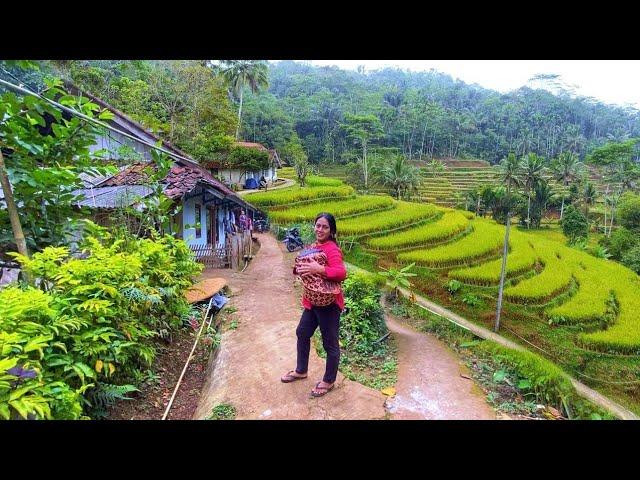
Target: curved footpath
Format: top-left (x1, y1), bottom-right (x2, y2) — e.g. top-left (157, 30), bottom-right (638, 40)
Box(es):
top-left (194, 232), bottom-right (501, 420)
top-left (383, 308), bottom-right (495, 419)
top-left (193, 233), bottom-right (386, 419)
top-left (236, 178), bottom-right (295, 196)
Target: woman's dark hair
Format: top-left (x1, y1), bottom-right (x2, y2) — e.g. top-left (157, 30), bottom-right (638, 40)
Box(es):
top-left (314, 212), bottom-right (337, 242)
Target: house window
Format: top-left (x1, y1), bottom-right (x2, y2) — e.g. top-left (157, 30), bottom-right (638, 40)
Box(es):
top-left (195, 203), bottom-right (202, 238)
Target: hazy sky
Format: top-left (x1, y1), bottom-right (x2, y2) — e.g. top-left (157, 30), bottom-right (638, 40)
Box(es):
top-left (298, 60), bottom-right (640, 110)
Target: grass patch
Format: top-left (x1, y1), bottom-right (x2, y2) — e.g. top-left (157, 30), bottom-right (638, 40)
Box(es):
top-left (207, 403), bottom-right (237, 420)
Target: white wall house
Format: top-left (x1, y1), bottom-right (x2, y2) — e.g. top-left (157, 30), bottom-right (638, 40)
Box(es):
top-left (209, 142), bottom-right (281, 189)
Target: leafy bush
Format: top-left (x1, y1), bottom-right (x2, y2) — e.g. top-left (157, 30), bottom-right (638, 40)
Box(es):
top-left (561, 205), bottom-right (588, 243)
top-left (340, 272), bottom-right (387, 356)
top-left (207, 403), bottom-right (237, 420)
top-left (461, 293), bottom-right (482, 307)
top-left (445, 279), bottom-right (463, 294)
top-left (605, 227), bottom-right (639, 260)
top-left (1, 231), bottom-right (202, 419)
top-left (618, 192), bottom-right (640, 232)
top-left (621, 244), bottom-right (640, 274)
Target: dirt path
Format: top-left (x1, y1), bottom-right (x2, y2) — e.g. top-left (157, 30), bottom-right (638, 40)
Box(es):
top-left (383, 311), bottom-right (496, 420)
top-left (236, 178), bottom-right (295, 196)
top-left (193, 233), bottom-right (387, 419)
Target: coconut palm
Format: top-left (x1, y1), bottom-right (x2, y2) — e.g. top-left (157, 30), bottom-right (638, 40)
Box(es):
top-left (495, 152), bottom-right (523, 332)
top-left (532, 180), bottom-right (555, 228)
top-left (219, 60), bottom-right (269, 140)
top-left (550, 152), bottom-right (582, 220)
top-left (583, 182), bottom-right (597, 218)
top-left (377, 154), bottom-right (421, 200)
top-left (522, 153), bottom-right (546, 229)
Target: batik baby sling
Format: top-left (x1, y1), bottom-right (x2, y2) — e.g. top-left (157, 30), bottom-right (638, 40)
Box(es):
top-left (294, 247), bottom-right (342, 307)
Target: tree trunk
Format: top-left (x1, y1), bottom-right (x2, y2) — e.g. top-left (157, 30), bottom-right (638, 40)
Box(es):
top-left (362, 141), bottom-right (368, 190)
top-left (527, 191), bottom-right (531, 229)
top-left (495, 211), bottom-right (511, 332)
top-left (235, 87), bottom-right (244, 140)
top-left (603, 185), bottom-right (609, 236)
top-left (0, 150), bottom-right (30, 259)
top-left (609, 205), bottom-right (616, 238)
top-left (560, 196), bottom-right (565, 220)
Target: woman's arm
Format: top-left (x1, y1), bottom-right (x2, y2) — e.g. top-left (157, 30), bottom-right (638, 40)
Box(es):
top-left (323, 246), bottom-right (347, 282)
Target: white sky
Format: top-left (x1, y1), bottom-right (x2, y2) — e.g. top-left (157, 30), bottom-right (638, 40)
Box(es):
top-left (296, 60), bottom-right (640, 110)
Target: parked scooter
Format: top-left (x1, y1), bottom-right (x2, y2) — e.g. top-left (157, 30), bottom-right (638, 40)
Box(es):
top-left (254, 219), bottom-right (270, 233)
top-left (282, 227), bottom-right (304, 252)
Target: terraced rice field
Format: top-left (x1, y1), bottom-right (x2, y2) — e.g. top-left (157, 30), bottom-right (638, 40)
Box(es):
top-left (265, 170), bottom-right (640, 356)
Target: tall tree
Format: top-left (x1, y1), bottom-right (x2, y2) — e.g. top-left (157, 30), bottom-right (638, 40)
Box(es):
top-left (582, 182), bottom-right (597, 218)
top-left (341, 113), bottom-right (383, 191)
top-left (521, 153), bottom-right (545, 229)
top-left (550, 151), bottom-right (582, 220)
top-left (495, 152), bottom-right (523, 332)
top-left (219, 60), bottom-right (269, 140)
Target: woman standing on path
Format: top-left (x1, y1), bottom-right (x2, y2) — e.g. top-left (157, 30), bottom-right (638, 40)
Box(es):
top-left (281, 213), bottom-right (347, 397)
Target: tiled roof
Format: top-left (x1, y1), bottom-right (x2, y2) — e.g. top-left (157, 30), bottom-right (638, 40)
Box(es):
top-left (98, 161), bottom-right (238, 200)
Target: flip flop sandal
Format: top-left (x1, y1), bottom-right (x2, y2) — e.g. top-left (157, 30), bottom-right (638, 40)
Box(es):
top-left (310, 382), bottom-right (335, 397)
top-left (281, 370), bottom-right (308, 383)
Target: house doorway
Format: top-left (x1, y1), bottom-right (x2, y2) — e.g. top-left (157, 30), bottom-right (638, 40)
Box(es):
top-left (207, 205), bottom-right (217, 245)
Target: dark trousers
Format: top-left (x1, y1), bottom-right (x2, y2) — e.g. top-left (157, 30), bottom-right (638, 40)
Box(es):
top-left (295, 303), bottom-right (341, 383)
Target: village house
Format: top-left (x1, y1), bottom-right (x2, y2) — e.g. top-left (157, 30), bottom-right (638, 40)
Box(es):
top-left (208, 141), bottom-right (281, 189)
top-left (65, 84), bottom-right (262, 268)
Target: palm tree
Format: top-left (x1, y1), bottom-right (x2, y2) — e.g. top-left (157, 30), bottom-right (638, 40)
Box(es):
top-left (532, 180), bottom-right (555, 228)
top-left (582, 182), bottom-right (597, 218)
top-left (219, 60), bottom-right (269, 140)
top-left (550, 152), bottom-right (581, 220)
top-left (495, 152), bottom-right (523, 332)
top-left (377, 154), bottom-right (421, 200)
top-left (522, 153), bottom-right (545, 229)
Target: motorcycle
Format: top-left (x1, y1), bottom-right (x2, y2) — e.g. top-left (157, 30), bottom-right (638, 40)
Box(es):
top-left (254, 219), bottom-right (270, 233)
top-left (282, 227), bottom-right (304, 252)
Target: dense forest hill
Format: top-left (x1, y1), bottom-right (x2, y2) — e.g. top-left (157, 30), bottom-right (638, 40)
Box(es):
top-left (4, 60), bottom-right (640, 167)
top-left (241, 61), bottom-right (640, 164)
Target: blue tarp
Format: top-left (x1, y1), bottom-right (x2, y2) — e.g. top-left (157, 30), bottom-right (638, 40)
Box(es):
top-left (212, 292), bottom-right (229, 310)
top-left (244, 177), bottom-right (258, 189)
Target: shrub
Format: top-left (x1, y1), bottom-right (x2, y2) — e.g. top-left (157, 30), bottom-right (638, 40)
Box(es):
top-left (561, 205), bottom-right (588, 243)
top-left (2, 232), bottom-right (202, 419)
top-left (461, 293), bottom-right (482, 307)
top-left (340, 272), bottom-right (387, 356)
top-left (445, 279), bottom-right (463, 294)
top-left (606, 227), bottom-right (639, 260)
top-left (618, 192), bottom-right (640, 232)
top-left (621, 244), bottom-right (640, 274)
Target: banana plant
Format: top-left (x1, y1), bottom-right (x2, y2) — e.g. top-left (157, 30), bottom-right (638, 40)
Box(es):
top-left (378, 262), bottom-right (417, 299)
